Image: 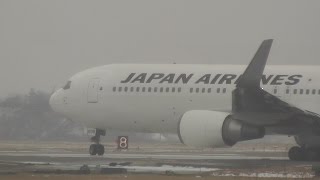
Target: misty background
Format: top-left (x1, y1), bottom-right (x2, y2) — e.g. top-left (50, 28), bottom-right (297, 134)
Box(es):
top-left (0, 89), bottom-right (178, 142)
top-left (0, 0), bottom-right (317, 142)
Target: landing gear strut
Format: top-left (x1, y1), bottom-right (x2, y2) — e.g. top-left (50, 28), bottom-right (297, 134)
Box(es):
top-left (288, 146), bottom-right (320, 161)
top-left (88, 129), bottom-right (106, 156)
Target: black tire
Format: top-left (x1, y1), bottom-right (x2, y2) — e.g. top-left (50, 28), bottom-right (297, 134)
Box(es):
top-left (89, 144), bottom-right (97, 155)
top-left (288, 146), bottom-right (305, 161)
top-left (97, 144), bottom-right (105, 156)
top-left (305, 148), bottom-right (319, 161)
top-left (79, 165), bottom-right (91, 174)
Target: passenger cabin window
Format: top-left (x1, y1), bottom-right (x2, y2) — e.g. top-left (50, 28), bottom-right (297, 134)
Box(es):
top-left (312, 89), bottom-right (316, 95)
top-left (166, 87), bottom-right (170, 92)
top-left (113, 87), bottom-right (116, 92)
top-left (172, 87), bottom-right (175, 92)
top-left (178, 87), bottom-right (181, 92)
top-left (154, 87), bottom-right (158, 92)
top-left (306, 89), bottom-right (310, 95)
top-left (190, 88), bottom-right (193, 93)
top-left (160, 87), bottom-right (163, 92)
top-left (208, 88), bottom-right (211, 93)
top-left (124, 87), bottom-right (128, 92)
top-left (130, 87), bottom-right (134, 92)
top-left (202, 88), bottom-right (205, 93)
top-left (300, 89), bottom-right (304, 94)
top-left (223, 88), bottom-right (226, 93)
top-left (118, 87), bottom-right (122, 92)
top-left (63, 81), bottom-right (72, 90)
top-left (217, 88), bottom-right (220, 93)
top-left (196, 88), bottom-right (199, 93)
top-left (142, 87), bottom-right (146, 92)
top-left (136, 87), bottom-right (140, 92)
top-left (293, 89), bottom-right (297, 94)
top-left (148, 87), bottom-right (152, 92)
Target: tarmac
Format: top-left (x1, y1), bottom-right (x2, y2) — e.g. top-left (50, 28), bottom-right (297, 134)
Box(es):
top-left (0, 141), bottom-right (318, 178)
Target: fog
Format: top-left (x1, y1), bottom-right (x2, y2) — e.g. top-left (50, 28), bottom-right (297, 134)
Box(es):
top-left (0, 89), bottom-right (180, 142)
top-left (0, 0), bottom-right (320, 97)
top-left (0, 89), bottom-right (81, 140)
top-left (0, 0), bottom-right (318, 143)
top-left (0, 89), bottom-right (293, 144)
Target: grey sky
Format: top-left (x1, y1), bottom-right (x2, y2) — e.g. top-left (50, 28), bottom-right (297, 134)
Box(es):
top-left (0, 0), bottom-right (319, 97)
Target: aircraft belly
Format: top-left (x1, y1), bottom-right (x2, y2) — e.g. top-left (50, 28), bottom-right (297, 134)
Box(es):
top-left (85, 93), bottom-right (232, 133)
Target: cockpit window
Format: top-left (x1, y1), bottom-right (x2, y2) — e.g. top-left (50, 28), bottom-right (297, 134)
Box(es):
top-left (63, 81), bottom-right (72, 90)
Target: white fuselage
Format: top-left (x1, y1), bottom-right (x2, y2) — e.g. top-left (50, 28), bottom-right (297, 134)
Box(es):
top-left (50, 64), bottom-right (320, 134)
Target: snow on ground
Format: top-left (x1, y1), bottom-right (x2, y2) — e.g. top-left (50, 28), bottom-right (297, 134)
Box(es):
top-left (212, 172), bottom-right (314, 178)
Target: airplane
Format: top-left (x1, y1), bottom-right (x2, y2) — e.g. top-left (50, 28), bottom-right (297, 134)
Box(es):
top-left (50, 39), bottom-right (320, 161)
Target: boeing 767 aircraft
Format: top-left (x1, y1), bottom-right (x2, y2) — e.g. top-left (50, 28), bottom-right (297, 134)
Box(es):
top-left (50, 39), bottom-right (320, 161)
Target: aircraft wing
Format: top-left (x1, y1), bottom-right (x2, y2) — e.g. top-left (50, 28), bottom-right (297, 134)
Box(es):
top-left (232, 39), bottom-right (320, 135)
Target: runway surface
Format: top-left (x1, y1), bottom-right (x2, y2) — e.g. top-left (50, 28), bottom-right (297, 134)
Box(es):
top-left (0, 142), bottom-right (318, 178)
top-left (0, 149), bottom-right (317, 169)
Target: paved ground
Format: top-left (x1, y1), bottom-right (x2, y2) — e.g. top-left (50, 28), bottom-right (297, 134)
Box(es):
top-left (1, 174), bottom-right (312, 180)
top-left (0, 141), bottom-right (317, 179)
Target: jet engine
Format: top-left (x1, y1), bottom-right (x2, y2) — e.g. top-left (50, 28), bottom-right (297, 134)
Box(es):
top-left (178, 110), bottom-right (265, 148)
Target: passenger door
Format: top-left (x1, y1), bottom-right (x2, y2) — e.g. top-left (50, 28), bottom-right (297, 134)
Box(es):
top-left (87, 78), bottom-right (100, 103)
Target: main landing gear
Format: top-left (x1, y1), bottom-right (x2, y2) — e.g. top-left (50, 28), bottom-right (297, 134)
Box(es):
top-left (288, 146), bottom-right (320, 161)
top-left (89, 129), bottom-right (106, 156)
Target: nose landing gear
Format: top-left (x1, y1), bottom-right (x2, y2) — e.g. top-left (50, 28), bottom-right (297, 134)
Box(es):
top-left (88, 129), bottom-right (106, 156)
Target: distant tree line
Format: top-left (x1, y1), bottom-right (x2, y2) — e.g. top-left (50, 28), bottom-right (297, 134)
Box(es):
top-left (0, 89), bottom-right (85, 140)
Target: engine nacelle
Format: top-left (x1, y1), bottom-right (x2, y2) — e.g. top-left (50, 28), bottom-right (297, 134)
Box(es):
top-left (178, 110), bottom-right (265, 148)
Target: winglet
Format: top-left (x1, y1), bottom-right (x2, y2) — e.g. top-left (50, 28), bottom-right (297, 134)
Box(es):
top-left (237, 39), bottom-right (273, 88)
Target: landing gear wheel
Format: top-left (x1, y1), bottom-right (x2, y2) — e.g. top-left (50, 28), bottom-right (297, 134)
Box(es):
top-left (88, 129), bottom-right (106, 156)
top-left (288, 146), bottom-right (320, 161)
top-left (305, 149), bottom-right (319, 161)
top-left (89, 144), bottom-right (97, 156)
top-left (89, 144), bottom-right (105, 156)
top-left (288, 146), bottom-right (305, 161)
top-left (97, 144), bottom-right (105, 156)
